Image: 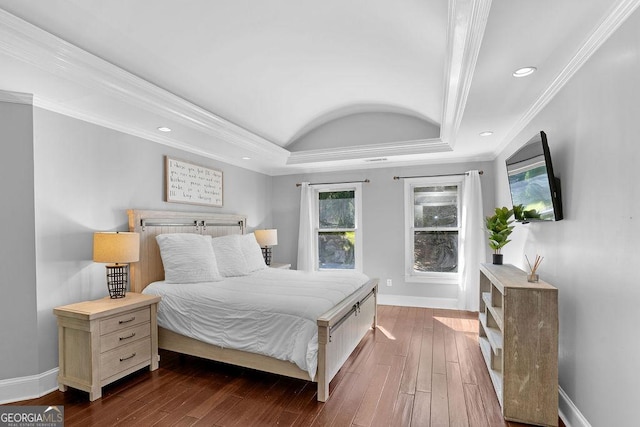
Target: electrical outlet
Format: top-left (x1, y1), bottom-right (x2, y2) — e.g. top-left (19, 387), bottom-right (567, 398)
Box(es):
top-left (386, 279), bottom-right (392, 287)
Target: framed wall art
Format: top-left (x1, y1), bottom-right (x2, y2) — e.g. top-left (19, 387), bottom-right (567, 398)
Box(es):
top-left (165, 156), bottom-right (223, 207)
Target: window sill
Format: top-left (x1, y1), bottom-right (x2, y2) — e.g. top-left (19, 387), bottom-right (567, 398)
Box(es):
top-left (405, 275), bottom-right (460, 285)
top-left (319, 268), bottom-right (362, 273)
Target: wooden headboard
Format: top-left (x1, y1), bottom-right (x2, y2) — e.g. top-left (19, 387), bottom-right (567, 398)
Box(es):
top-left (127, 209), bottom-right (247, 293)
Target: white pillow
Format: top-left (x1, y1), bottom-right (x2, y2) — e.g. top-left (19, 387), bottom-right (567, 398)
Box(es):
top-left (156, 233), bottom-right (222, 283)
top-left (211, 234), bottom-right (250, 277)
top-left (242, 233), bottom-right (267, 272)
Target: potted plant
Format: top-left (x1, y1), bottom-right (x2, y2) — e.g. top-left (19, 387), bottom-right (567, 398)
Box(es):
top-left (485, 206), bottom-right (515, 265)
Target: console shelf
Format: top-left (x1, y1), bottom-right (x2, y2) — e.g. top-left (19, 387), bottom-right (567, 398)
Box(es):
top-left (479, 263), bottom-right (558, 427)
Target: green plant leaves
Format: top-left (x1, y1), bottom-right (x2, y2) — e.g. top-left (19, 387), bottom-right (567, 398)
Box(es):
top-left (485, 206), bottom-right (515, 253)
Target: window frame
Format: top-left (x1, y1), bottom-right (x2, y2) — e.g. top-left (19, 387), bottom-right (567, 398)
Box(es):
top-left (314, 182), bottom-right (363, 272)
top-left (404, 176), bottom-right (463, 284)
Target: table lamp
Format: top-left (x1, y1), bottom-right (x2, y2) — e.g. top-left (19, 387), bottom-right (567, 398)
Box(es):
top-left (254, 229), bottom-right (277, 266)
top-left (93, 231), bottom-right (140, 298)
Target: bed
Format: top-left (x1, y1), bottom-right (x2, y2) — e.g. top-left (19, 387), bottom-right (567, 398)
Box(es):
top-left (127, 209), bottom-right (378, 402)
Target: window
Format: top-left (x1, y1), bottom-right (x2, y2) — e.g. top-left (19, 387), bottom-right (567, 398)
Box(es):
top-left (315, 183), bottom-right (362, 271)
top-left (405, 177), bottom-right (462, 284)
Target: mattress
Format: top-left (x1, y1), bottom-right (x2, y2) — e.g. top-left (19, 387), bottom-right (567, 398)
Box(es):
top-left (142, 268), bottom-right (370, 379)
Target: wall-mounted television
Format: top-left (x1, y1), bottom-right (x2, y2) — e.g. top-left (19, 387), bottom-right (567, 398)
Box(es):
top-left (506, 131), bottom-right (563, 222)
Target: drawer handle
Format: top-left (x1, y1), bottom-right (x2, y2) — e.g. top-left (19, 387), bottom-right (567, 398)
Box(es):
top-left (118, 317), bottom-right (136, 324)
top-left (119, 353), bottom-right (136, 362)
top-left (119, 332), bottom-right (136, 341)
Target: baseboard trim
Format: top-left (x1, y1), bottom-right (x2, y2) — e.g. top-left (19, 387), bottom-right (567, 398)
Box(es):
top-left (0, 368), bottom-right (59, 405)
top-left (377, 294), bottom-right (458, 310)
top-left (558, 386), bottom-right (592, 427)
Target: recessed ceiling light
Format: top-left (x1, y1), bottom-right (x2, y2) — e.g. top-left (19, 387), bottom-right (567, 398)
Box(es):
top-left (479, 131), bottom-right (493, 137)
top-left (157, 126), bottom-right (172, 132)
top-left (241, 156), bottom-right (251, 160)
top-left (512, 67), bottom-right (537, 77)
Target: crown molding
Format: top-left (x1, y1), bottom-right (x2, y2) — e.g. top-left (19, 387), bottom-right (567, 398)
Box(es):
top-left (31, 96), bottom-right (277, 175)
top-left (440, 0), bottom-right (492, 147)
top-left (0, 9), bottom-right (288, 161)
top-left (286, 138), bottom-right (450, 165)
top-left (494, 0), bottom-right (640, 156)
top-left (0, 89), bottom-right (33, 105)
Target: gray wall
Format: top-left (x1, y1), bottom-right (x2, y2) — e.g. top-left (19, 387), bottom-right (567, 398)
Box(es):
top-left (272, 161), bottom-right (494, 302)
top-left (0, 100), bottom-right (38, 380)
top-left (3, 106), bottom-right (273, 378)
top-left (493, 8), bottom-right (640, 425)
top-left (4, 6), bottom-right (639, 420)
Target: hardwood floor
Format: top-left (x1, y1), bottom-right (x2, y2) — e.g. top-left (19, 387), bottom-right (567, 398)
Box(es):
top-left (12, 306), bottom-right (563, 426)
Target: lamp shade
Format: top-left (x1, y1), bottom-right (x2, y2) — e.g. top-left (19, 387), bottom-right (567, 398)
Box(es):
top-left (254, 229), bottom-right (278, 247)
top-left (93, 232), bottom-right (140, 264)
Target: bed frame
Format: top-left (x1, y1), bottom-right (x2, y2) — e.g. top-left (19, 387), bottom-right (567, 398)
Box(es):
top-left (127, 209), bottom-right (377, 401)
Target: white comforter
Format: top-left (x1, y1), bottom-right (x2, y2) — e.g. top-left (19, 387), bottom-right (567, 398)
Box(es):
top-left (142, 268), bottom-right (369, 379)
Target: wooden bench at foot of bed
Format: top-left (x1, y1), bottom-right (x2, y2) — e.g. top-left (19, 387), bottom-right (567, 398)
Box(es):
top-left (128, 209), bottom-right (378, 402)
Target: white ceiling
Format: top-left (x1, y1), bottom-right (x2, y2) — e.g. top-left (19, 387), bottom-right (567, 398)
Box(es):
top-left (0, 0), bottom-right (637, 175)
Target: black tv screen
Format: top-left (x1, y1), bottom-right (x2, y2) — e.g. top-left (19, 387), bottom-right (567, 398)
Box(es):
top-left (506, 131), bottom-right (563, 222)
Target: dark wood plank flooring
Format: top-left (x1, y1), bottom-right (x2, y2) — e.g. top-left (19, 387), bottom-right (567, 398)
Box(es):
top-left (11, 306), bottom-right (564, 426)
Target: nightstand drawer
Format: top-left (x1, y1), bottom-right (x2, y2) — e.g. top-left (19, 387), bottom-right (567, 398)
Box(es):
top-left (100, 337), bottom-right (151, 381)
top-left (100, 323), bottom-right (150, 353)
top-left (100, 307), bottom-right (150, 335)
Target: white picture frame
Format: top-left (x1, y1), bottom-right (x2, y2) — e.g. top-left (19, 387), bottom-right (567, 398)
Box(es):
top-left (165, 156), bottom-right (223, 207)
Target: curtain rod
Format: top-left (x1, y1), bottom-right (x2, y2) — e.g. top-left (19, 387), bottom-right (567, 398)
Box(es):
top-left (393, 170), bottom-right (483, 180)
top-left (295, 179), bottom-right (370, 187)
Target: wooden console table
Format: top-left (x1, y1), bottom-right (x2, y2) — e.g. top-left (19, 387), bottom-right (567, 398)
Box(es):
top-left (479, 263), bottom-right (558, 426)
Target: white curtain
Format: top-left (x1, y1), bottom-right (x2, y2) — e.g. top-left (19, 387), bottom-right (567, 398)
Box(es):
top-left (458, 170), bottom-right (485, 311)
top-left (297, 182), bottom-right (315, 272)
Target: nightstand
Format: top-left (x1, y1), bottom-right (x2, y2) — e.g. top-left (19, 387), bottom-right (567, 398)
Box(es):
top-left (54, 292), bottom-right (161, 401)
top-left (269, 262), bottom-right (291, 269)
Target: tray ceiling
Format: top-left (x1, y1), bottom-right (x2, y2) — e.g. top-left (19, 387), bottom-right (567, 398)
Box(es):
top-left (0, 0), bottom-right (637, 174)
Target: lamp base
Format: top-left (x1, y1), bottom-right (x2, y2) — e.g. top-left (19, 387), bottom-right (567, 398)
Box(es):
top-left (105, 264), bottom-right (128, 298)
top-left (261, 247), bottom-right (272, 266)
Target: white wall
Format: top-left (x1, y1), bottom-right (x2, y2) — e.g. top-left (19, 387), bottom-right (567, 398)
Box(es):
top-left (493, 8), bottom-right (640, 425)
top-left (272, 161), bottom-right (494, 305)
top-left (287, 111), bottom-right (440, 151)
